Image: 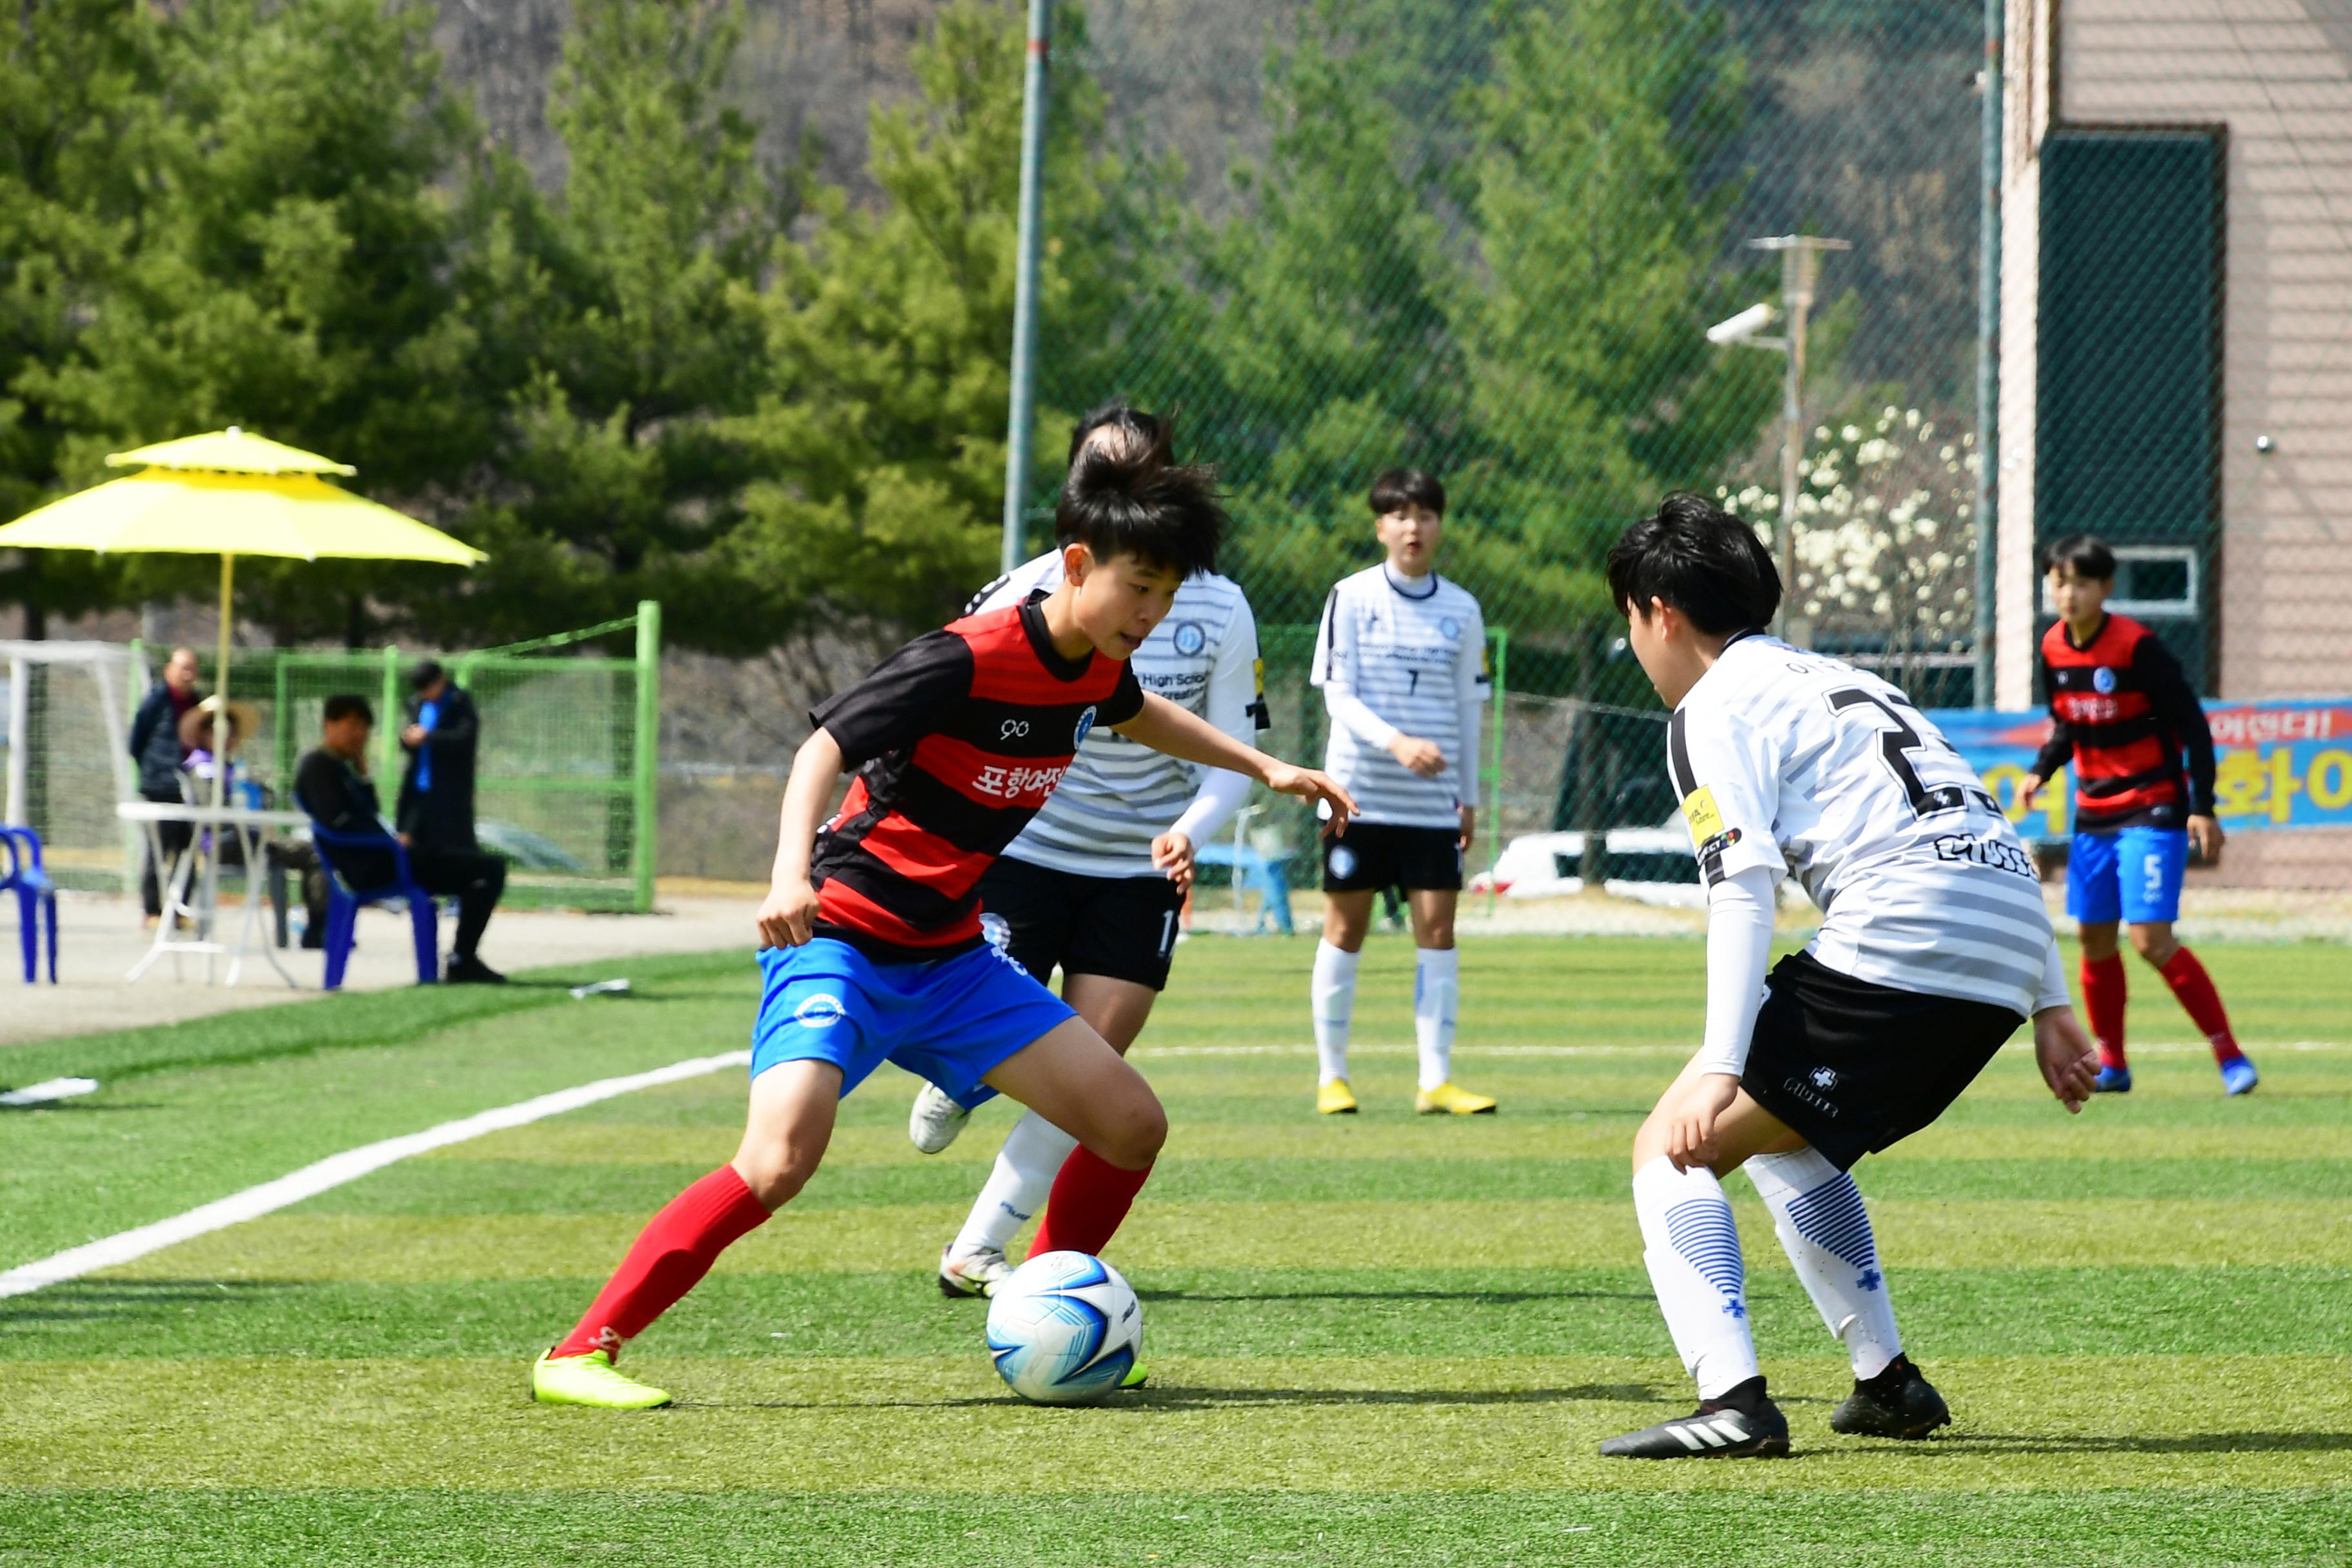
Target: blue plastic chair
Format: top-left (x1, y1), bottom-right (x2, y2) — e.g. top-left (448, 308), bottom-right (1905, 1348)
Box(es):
top-left (0, 826), bottom-right (59, 983)
top-left (305, 823), bottom-right (440, 990)
top-left (1193, 842), bottom-right (1297, 936)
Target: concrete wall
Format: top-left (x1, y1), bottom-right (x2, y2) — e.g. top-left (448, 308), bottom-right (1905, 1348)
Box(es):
top-left (2001, 0), bottom-right (2352, 885)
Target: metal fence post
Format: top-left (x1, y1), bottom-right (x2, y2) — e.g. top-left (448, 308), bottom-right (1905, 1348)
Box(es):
top-left (378, 645), bottom-right (401, 785)
top-left (999, 0), bottom-right (1053, 576)
top-left (1973, 0), bottom-right (2003, 707)
top-left (632, 600), bottom-right (662, 913)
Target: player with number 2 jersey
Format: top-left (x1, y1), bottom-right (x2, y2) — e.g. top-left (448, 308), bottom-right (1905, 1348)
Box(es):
top-left (1593, 493), bottom-right (2097, 1462)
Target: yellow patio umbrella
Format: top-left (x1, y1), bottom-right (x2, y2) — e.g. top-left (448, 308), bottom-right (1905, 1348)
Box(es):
top-left (0, 426), bottom-right (486, 805)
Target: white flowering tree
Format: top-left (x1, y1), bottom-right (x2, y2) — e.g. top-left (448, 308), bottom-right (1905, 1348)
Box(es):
top-left (1716, 404), bottom-right (1979, 699)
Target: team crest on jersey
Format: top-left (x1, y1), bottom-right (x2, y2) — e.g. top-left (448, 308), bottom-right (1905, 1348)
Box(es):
top-left (792, 993), bottom-right (847, 1028)
top-left (1073, 705), bottom-right (1098, 749)
top-left (2092, 666), bottom-right (2117, 694)
top-left (1173, 621), bottom-right (1206, 656)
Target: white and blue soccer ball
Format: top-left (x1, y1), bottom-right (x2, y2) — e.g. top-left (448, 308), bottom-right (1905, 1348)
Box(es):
top-left (985, 1250), bottom-right (1142, 1406)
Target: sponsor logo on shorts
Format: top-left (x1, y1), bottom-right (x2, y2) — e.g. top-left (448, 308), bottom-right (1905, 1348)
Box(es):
top-left (792, 993), bottom-right (848, 1028)
top-left (1172, 621), bottom-right (1206, 656)
top-left (1810, 1066), bottom-right (1839, 1090)
top-left (979, 912), bottom-right (1013, 954)
top-left (1781, 1073), bottom-right (1842, 1117)
top-left (1328, 843), bottom-right (1359, 881)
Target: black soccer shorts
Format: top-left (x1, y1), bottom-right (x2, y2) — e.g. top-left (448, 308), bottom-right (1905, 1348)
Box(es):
top-left (1320, 821), bottom-right (1464, 894)
top-left (974, 854), bottom-right (1187, 992)
top-left (1741, 950), bottom-right (2026, 1170)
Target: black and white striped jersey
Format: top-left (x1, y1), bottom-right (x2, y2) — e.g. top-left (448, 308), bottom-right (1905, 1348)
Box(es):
top-left (1310, 565), bottom-right (1489, 828)
top-left (1670, 633), bottom-right (2060, 1019)
top-left (968, 553), bottom-right (1264, 879)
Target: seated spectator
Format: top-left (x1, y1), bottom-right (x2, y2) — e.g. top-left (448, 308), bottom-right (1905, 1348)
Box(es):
top-left (294, 694), bottom-right (509, 984)
top-left (178, 697), bottom-right (262, 805)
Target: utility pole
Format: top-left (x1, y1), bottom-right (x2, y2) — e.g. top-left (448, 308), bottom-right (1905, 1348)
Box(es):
top-left (999, 0), bottom-right (1054, 576)
top-left (1973, 0), bottom-right (2004, 707)
top-left (1745, 235), bottom-right (1849, 643)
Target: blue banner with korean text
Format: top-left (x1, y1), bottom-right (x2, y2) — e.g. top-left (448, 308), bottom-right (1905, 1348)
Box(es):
top-left (1927, 699), bottom-right (2352, 839)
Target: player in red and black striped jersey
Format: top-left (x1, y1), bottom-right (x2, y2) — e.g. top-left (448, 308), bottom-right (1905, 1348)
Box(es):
top-left (530, 422), bottom-right (1358, 1411)
top-left (2019, 536), bottom-right (2254, 1097)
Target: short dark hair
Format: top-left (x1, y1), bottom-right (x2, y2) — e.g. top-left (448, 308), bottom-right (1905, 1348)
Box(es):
top-left (1606, 492), bottom-right (1781, 636)
top-left (1055, 415), bottom-right (1225, 578)
top-left (407, 658), bottom-right (446, 692)
top-left (2043, 534), bottom-right (2116, 582)
top-left (323, 694), bottom-right (374, 725)
top-left (1066, 402), bottom-right (1164, 466)
top-left (1369, 468), bottom-right (1444, 518)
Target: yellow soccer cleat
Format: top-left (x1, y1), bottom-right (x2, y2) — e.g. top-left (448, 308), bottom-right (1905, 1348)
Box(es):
top-left (1416, 1080), bottom-right (1498, 1115)
top-left (532, 1349), bottom-right (673, 1410)
top-left (1317, 1077), bottom-right (1360, 1115)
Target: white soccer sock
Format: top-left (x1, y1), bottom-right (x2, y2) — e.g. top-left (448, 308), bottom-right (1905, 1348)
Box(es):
top-left (1312, 940), bottom-right (1360, 1084)
top-left (1745, 1146), bottom-right (1902, 1380)
top-left (1632, 1155), bottom-right (1761, 1399)
top-left (950, 1110), bottom-right (1079, 1259)
top-left (1413, 946), bottom-right (1460, 1092)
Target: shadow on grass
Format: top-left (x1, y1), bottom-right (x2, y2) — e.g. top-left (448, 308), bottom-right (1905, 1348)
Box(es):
top-left (681, 1383), bottom-right (1667, 1412)
top-left (0, 1279), bottom-right (286, 1326)
top-left (1137, 1286), bottom-right (1654, 1306)
top-left (1924, 1430), bottom-right (2352, 1455)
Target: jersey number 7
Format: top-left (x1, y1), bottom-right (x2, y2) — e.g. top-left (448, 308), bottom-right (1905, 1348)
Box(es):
top-left (1828, 688), bottom-right (1984, 819)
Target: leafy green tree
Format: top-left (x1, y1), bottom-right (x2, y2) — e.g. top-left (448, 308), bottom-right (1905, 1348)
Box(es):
top-left (0, 0), bottom-right (160, 636)
top-left (427, 0), bottom-right (794, 650)
top-left (21, 0), bottom-right (485, 645)
top-left (721, 0), bottom-right (1159, 645)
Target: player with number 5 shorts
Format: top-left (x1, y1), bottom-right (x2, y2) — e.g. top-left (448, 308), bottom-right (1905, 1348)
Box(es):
top-left (527, 420), bottom-right (1355, 1411)
top-left (908, 404), bottom-right (1272, 1305)
top-left (2017, 534), bottom-right (2253, 1098)
top-left (1593, 494), bottom-right (2099, 1460)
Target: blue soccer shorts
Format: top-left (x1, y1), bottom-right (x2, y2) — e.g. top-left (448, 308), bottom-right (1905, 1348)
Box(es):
top-left (2066, 826), bottom-right (2188, 926)
top-left (749, 937), bottom-right (1074, 1102)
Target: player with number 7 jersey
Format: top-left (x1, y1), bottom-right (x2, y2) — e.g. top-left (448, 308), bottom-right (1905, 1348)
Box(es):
top-left (1592, 494), bottom-right (2095, 1462)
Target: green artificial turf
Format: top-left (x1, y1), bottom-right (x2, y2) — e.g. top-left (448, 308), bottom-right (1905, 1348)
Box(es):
top-left (1, 933), bottom-right (2348, 1565)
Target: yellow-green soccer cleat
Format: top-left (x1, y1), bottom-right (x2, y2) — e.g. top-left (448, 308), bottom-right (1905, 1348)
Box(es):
top-left (1317, 1077), bottom-right (1360, 1115)
top-left (532, 1349), bottom-right (673, 1410)
top-left (1416, 1080), bottom-right (1498, 1115)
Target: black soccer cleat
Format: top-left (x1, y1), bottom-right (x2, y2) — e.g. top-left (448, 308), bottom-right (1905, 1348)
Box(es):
top-left (1829, 1355), bottom-right (1951, 1440)
top-left (1600, 1386), bottom-right (1790, 1459)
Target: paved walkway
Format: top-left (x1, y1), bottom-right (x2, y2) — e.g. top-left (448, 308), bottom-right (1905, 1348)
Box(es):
top-left (0, 888), bottom-right (761, 1052)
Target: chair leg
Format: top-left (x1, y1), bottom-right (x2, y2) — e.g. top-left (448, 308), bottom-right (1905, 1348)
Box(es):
top-left (323, 897), bottom-right (355, 992)
top-left (409, 894), bottom-right (439, 985)
top-left (42, 891), bottom-right (57, 983)
top-left (15, 888), bottom-right (32, 984)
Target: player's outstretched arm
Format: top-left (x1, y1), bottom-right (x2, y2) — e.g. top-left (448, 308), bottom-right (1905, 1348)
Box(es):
top-left (1115, 692), bottom-right (1359, 829)
top-left (756, 727), bottom-right (845, 950)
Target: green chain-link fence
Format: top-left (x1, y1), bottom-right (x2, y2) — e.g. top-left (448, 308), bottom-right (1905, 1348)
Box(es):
top-left (1034, 0), bottom-right (1989, 862)
top-left (3, 605), bottom-right (660, 910)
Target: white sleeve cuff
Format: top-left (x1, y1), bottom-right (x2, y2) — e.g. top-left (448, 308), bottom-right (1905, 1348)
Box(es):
top-left (2035, 939), bottom-right (2071, 1015)
top-left (1689, 864), bottom-right (1778, 1079)
top-left (1170, 767), bottom-right (1255, 848)
top-left (1324, 688), bottom-right (1400, 750)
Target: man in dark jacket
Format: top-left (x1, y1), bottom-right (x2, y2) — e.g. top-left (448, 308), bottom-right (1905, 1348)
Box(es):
top-left (126, 646), bottom-right (201, 919)
top-left (297, 693), bottom-right (508, 983)
top-left (397, 659), bottom-right (482, 854)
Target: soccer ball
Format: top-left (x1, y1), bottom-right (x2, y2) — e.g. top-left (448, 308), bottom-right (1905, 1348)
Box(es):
top-left (984, 1250), bottom-right (1142, 1406)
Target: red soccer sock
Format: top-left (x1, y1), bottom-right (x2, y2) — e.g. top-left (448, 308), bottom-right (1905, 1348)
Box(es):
top-left (1028, 1146), bottom-right (1154, 1259)
top-left (2082, 953), bottom-right (2128, 1070)
top-left (2158, 945), bottom-right (2242, 1063)
top-left (552, 1165), bottom-right (770, 1360)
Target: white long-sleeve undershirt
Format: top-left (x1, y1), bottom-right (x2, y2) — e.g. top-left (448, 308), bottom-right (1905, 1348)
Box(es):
top-left (1690, 864), bottom-right (1780, 1079)
top-left (1170, 765), bottom-right (1254, 850)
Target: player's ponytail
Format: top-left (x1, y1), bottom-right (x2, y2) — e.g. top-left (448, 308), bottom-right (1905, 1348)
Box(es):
top-left (1056, 411), bottom-right (1227, 580)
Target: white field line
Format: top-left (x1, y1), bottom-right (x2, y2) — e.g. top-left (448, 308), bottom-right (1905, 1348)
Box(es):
top-left (0, 1049), bottom-right (750, 1301)
top-left (0, 1076), bottom-right (101, 1107)
top-left (1134, 1040), bottom-right (2349, 1058)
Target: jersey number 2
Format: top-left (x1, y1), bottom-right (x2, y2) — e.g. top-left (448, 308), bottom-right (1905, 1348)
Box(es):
top-left (1828, 688), bottom-right (1972, 817)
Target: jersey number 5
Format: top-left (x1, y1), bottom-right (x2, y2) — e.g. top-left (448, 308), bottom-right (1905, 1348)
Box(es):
top-left (1828, 688), bottom-right (1974, 818)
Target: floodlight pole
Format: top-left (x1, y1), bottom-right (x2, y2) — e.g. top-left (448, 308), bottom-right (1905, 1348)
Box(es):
top-left (1000, 0), bottom-right (1054, 576)
top-left (1746, 236), bottom-right (1848, 643)
top-left (1973, 0), bottom-right (2003, 707)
